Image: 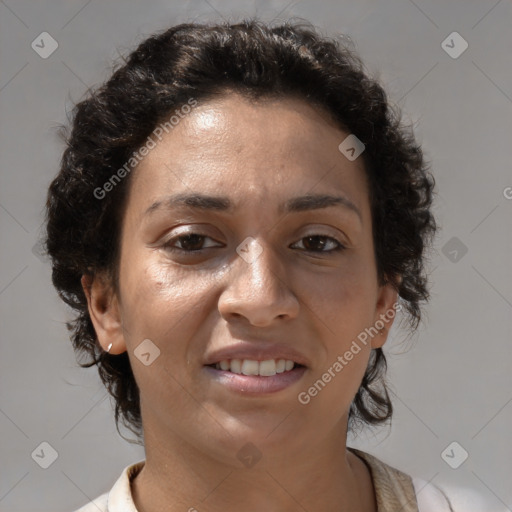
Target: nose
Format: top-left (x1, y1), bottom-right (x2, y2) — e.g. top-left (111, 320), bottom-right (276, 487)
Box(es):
top-left (218, 237), bottom-right (300, 327)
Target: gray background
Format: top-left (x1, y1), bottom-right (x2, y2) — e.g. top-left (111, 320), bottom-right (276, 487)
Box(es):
top-left (0, 1), bottom-right (511, 511)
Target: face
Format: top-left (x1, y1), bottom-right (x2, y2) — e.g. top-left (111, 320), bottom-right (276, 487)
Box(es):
top-left (85, 93), bottom-right (397, 465)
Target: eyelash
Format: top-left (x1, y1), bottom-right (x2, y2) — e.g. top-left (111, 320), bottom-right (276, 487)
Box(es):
top-left (161, 232), bottom-right (346, 254)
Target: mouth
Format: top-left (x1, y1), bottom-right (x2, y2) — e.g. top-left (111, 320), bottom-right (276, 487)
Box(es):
top-left (203, 358), bottom-right (308, 394)
top-left (206, 358), bottom-right (305, 376)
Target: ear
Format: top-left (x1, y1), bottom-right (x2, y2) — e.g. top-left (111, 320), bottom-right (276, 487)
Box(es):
top-left (81, 273), bottom-right (127, 355)
top-left (371, 277), bottom-right (400, 349)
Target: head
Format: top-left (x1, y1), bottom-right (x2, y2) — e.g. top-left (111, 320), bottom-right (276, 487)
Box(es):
top-left (45, 19), bottom-right (435, 449)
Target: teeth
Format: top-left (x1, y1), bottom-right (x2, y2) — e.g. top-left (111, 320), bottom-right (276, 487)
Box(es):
top-left (214, 358), bottom-right (298, 376)
top-left (230, 359), bottom-right (242, 374)
top-left (259, 359), bottom-right (276, 376)
top-left (241, 359), bottom-right (259, 376)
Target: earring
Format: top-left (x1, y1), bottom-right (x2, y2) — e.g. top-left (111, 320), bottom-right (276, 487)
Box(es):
top-left (106, 343), bottom-right (113, 353)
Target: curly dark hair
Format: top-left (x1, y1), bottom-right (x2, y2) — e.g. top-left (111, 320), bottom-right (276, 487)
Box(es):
top-left (45, 18), bottom-right (436, 442)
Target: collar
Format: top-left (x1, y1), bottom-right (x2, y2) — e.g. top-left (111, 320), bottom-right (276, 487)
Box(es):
top-left (107, 460), bottom-right (145, 512)
top-left (106, 452), bottom-right (420, 512)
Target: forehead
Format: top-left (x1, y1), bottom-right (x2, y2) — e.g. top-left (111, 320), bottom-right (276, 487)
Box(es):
top-left (126, 93), bottom-right (369, 218)
top-left (169, 94), bottom-right (347, 161)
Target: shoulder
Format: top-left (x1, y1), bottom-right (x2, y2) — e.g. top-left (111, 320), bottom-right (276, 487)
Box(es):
top-left (412, 478), bottom-right (453, 512)
top-left (349, 448), bottom-right (453, 512)
top-left (71, 460), bottom-right (145, 512)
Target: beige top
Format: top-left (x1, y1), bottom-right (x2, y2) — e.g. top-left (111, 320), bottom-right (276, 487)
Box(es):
top-left (350, 448), bottom-right (451, 512)
top-left (74, 449), bottom-right (453, 512)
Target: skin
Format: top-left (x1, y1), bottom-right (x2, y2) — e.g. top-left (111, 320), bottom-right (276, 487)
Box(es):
top-left (82, 93), bottom-right (398, 512)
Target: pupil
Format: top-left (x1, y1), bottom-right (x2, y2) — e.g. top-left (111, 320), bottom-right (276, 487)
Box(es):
top-left (305, 235), bottom-right (325, 250)
top-left (182, 234), bottom-right (203, 251)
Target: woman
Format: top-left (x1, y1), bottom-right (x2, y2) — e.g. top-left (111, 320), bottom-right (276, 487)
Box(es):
top-left (45, 19), bottom-right (451, 512)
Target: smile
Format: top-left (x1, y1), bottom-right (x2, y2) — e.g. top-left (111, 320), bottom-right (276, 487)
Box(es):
top-left (204, 358), bottom-right (307, 394)
top-left (208, 358), bottom-right (302, 376)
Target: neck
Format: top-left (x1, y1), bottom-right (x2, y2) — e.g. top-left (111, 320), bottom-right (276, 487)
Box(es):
top-left (131, 419), bottom-right (376, 512)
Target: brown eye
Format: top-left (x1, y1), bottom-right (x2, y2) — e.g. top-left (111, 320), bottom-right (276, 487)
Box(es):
top-left (163, 233), bottom-right (221, 253)
top-left (292, 235), bottom-right (345, 253)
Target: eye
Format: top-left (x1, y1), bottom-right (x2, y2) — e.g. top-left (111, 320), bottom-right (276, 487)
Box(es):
top-left (162, 233), bottom-right (221, 253)
top-left (291, 234), bottom-right (345, 253)
top-left (161, 232), bottom-right (345, 254)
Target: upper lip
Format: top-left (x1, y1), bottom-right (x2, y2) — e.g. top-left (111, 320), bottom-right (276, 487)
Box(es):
top-left (203, 342), bottom-right (311, 368)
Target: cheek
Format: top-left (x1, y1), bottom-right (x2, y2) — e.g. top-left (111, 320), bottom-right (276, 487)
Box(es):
top-left (310, 260), bottom-right (377, 391)
top-left (317, 266), bottom-right (377, 336)
top-left (118, 261), bottom-right (214, 401)
top-left (119, 257), bottom-right (218, 343)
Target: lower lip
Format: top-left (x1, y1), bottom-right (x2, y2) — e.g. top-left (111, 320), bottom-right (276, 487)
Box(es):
top-left (203, 366), bottom-right (307, 394)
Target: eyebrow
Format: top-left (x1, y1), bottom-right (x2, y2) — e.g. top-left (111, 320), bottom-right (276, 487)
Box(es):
top-left (144, 192), bottom-right (362, 220)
